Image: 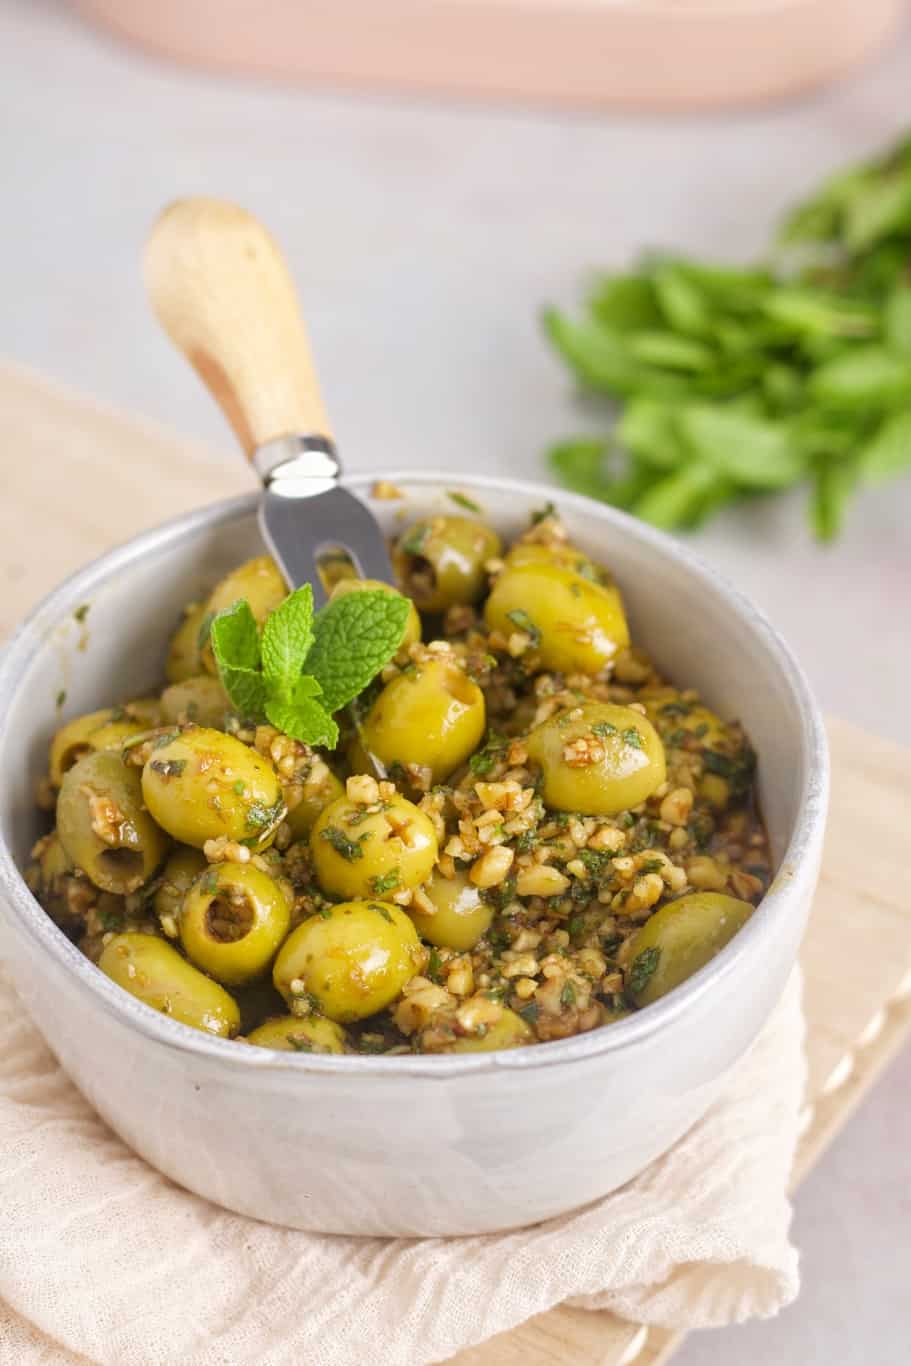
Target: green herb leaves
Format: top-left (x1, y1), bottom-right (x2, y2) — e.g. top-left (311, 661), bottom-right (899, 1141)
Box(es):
top-left (210, 584), bottom-right (410, 748)
top-left (305, 589), bottom-right (411, 715)
top-left (545, 129), bottom-right (911, 541)
top-left (627, 946), bottom-right (661, 996)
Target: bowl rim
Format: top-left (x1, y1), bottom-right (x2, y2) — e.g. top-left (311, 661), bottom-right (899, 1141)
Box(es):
top-left (0, 472), bottom-right (829, 1079)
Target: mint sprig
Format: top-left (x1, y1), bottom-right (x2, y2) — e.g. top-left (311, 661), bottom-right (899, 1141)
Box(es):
top-left (305, 589), bottom-right (412, 714)
top-left (209, 584), bottom-right (411, 748)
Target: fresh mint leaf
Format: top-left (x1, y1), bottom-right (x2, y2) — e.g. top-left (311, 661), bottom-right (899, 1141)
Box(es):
top-left (626, 330), bottom-right (715, 374)
top-left (305, 590), bottom-right (410, 714)
top-left (884, 286), bottom-right (911, 355)
top-left (809, 346), bottom-right (911, 407)
top-left (858, 410), bottom-right (911, 483)
top-left (632, 462), bottom-right (720, 530)
top-left (617, 399), bottom-right (684, 471)
top-left (810, 458), bottom-right (859, 543)
top-left (210, 600), bottom-right (267, 717)
top-left (264, 676), bottom-right (338, 748)
top-left (211, 599), bottom-right (261, 670)
top-left (588, 274), bottom-right (661, 332)
top-left (677, 406), bottom-right (805, 489)
top-left (653, 263), bottom-right (711, 336)
top-left (261, 585), bottom-right (314, 696)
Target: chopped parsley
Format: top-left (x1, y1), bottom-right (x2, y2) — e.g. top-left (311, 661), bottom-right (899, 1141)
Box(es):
top-left (518, 1001), bottom-right (540, 1025)
top-left (505, 608), bottom-right (541, 646)
top-left (245, 797), bottom-right (285, 832)
top-left (577, 847), bottom-right (614, 876)
top-left (369, 869), bottom-right (401, 896)
top-left (592, 720), bottom-right (617, 739)
top-left (73, 603), bottom-right (90, 624)
top-left (400, 524), bottom-right (429, 556)
top-left (370, 902), bottom-right (395, 923)
top-left (152, 729), bottom-right (181, 750)
top-left (560, 981), bottom-right (577, 1007)
top-left (321, 826), bottom-right (370, 861)
top-left (702, 750), bottom-right (736, 776)
top-left (55, 689), bottom-right (67, 709)
top-left (468, 731), bottom-right (509, 776)
top-left (621, 727), bottom-right (644, 750)
top-left (149, 758), bottom-right (186, 779)
top-left (447, 490), bottom-right (482, 514)
top-left (530, 501), bottom-right (556, 525)
top-left (627, 946), bottom-right (661, 995)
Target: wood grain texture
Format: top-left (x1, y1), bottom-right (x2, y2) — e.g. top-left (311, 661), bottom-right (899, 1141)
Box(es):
top-left (144, 199), bottom-right (333, 455)
top-left (0, 363), bottom-right (908, 1366)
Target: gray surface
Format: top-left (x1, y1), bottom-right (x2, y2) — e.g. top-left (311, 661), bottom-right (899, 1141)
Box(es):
top-left (1, 1), bottom-right (909, 1360)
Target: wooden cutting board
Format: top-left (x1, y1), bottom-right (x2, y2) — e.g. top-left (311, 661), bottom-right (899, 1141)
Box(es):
top-left (2, 361), bottom-right (910, 1366)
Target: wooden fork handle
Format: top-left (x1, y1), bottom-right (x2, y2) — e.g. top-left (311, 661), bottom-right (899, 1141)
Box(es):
top-left (144, 197), bottom-right (332, 457)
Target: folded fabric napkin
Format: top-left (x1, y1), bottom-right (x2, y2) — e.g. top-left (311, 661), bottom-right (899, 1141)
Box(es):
top-left (0, 965), bottom-right (805, 1366)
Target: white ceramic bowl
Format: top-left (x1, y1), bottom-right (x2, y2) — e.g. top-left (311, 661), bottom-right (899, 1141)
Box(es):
top-left (0, 475), bottom-right (828, 1236)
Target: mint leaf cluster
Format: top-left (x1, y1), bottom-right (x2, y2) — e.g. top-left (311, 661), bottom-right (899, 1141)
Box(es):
top-left (545, 128), bottom-right (911, 541)
top-left (210, 585), bottom-right (411, 747)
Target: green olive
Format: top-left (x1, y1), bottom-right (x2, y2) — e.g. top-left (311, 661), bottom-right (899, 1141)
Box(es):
top-left (310, 793), bottom-right (437, 900)
top-left (526, 702), bottom-right (666, 816)
top-left (446, 1009), bottom-right (533, 1052)
top-left (39, 830), bottom-right (73, 885)
top-left (98, 932), bottom-right (240, 1036)
top-left (57, 750), bottom-right (170, 894)
top-left (246, 1014), bottom-right (348, 1053)
top-left (153, 845), bottom-right (208, 926)
top-left (641, 689), bottom-right (728, 749)
top-left (201, 556), bottom-right (286, 673)
top-left (353, 657), bottom-right (485, 784)
top-left (284, 760), bottom-right (345, 841)
top-left (141, 727), bottom-right (285, 850)
top-left (165, 602), bottom-right (208, 684)
top-left (179, 861), bottom-right (291, 986)
top-left (160, 675), bottom-right (230, 729)
top-left (485, 562), bottom-right (629, 675)
top-left (125, 698), bottom-right (164, 728)
top-left (49, 708), bottom-right (145, 786)
top-left (408, 870), bottom-right (493, 951)
top-left (505, 540), bottom-right (606, 583)
top-left (626, 892), bottom-right (754, 1006)
top-left (273, 900), bottom-right (423, 1022)
top-left (28, 832), bottom-right (75, 928)
top-left (329, 578), bottom-right (421, 651)
top-left (642, 689), bottom-right (744, 811)
top-left (393, 515), bottom-right (501, 611)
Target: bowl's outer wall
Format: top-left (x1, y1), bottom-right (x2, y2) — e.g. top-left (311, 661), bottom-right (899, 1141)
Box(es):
top-left (0, 479), bottom-right (827, 1235)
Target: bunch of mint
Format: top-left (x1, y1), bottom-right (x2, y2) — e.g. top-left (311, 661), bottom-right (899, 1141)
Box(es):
top-left (544, 130), bottom-right (911, 541)
top-left (210, 585), bottom-right (410, 747)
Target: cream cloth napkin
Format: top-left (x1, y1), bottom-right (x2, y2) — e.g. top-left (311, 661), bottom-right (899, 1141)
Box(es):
top-left (0, 965), bottom-right (805, 1366)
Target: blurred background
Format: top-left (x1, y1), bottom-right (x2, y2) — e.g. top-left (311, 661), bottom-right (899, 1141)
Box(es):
top-left (1, 1), bottom-right (909, 1362)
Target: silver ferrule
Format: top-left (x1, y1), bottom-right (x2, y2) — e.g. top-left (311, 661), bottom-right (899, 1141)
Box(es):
top-left (252, 435), bottom-right (341, 499)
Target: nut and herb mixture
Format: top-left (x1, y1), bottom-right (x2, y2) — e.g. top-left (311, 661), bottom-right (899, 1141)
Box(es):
top-left (26, 505), bottom-right (771, 1055)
